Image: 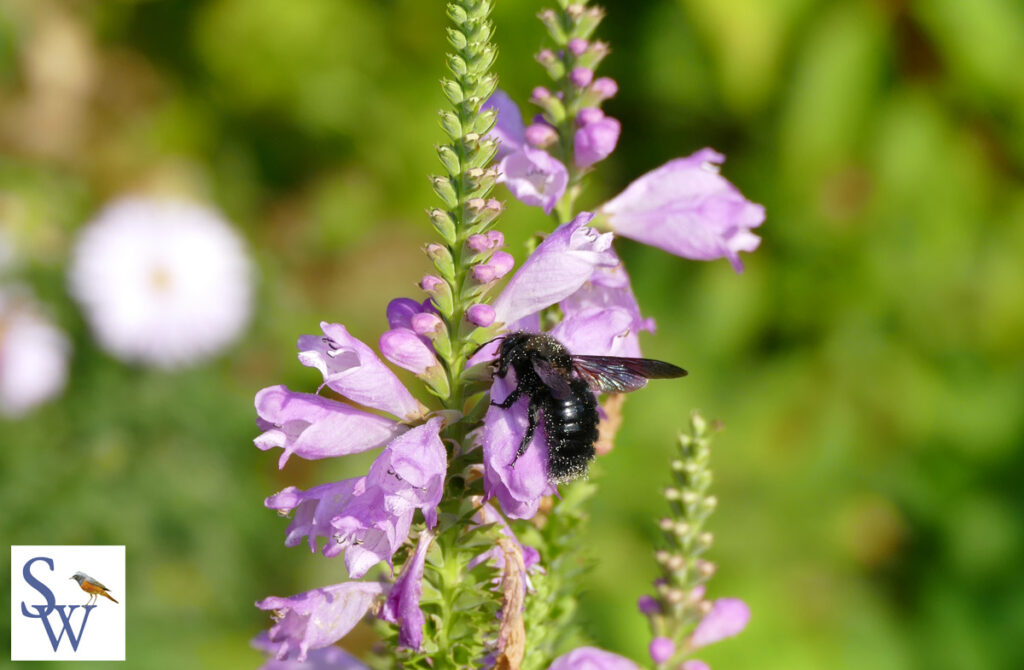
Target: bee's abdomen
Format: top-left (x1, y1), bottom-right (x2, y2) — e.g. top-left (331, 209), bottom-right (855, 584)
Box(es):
top-left (543, 381), bottom-right (599, 483)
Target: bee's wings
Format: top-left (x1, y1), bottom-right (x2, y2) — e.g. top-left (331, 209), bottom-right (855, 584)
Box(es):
top-left (571, 355), bottom-right (687, 394)
top-left (531, 359), bottom-right (574, 399)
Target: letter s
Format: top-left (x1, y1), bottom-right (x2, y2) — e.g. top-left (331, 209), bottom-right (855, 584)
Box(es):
top-left (20, 556), bottom-right (56, 618)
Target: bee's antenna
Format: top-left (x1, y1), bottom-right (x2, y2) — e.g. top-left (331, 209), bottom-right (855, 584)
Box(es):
top-left (469, 333), bottom-right (507, 358)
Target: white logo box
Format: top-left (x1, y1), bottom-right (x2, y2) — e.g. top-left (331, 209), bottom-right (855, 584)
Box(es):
top-left (10, 545), bottom-right (126, 661)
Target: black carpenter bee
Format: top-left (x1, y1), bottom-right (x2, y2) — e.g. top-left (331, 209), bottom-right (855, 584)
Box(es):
top-left (490, 331), bottom-right (687, 483)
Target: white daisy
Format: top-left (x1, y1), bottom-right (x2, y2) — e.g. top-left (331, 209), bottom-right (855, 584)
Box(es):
top-left (69, 197), bottom-right (254, 369)
top-left (0, 286), bottom-right (70, 417)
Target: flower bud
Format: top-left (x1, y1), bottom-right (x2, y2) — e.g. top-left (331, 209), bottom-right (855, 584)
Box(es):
top-left (666, 554), bottom-right (685, 571)
top-left (649, 637), bottom-right (675, 664)
top-left (411, 312), bottom-right (444, 337)
top-left (420, 275), bottom-right (454, 317)
top-left (427, 208), bottom-right (457, 244)
top-left (696, 560), bottom-right (716, 578)
top-left (659, 517), bottom-right (674, 531)
top-left (466, 304), bottom-right (495, 327)
top-left (690, 411), bottom-right (708, 435)
top-left (568, 38), bottom-right (588, 56)
top-left (704, 495), bottom-right (718, 511)
top-left (592, 76), bottom-right (618, 100)
top-left (570, 67), bottom-right (594, 88)
top-left (664, 487), bottom-right (681, 501)
top-left (655, 550), bottom-right (671, 565)
top-left (525, 122), bottom-right (559, 148)
top-left (698, 531), bottom-right (714, 548)
top-left (637, 594), bottom-right (660, 615)
top-left (575, 113), bottom-right (620, 168)
top-left (665, 588), bottom-right (686, 604)
top-left (681, 491), bottom-right (699, 506)
top-left (536, 48), bottom-right (565, 79)
top-left (674, 522), bottom-right (691, 537)
top-left (425, 243), bottom-right (455, 280)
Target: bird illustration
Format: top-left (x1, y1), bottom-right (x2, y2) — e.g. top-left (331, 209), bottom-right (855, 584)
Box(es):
top-left (69, 572), bottom-right (119, 605)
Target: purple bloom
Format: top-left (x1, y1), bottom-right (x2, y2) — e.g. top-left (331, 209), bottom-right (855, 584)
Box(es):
top-left (568, 38), bottom-right (589, 56)
top-left (266, 418), bottom-right (446, 578)
top-left (482, 374), bottom-right (556, 519)
top-left (252, 632), bottom-right (368, 669)
top-left (575, 112), bottom-right (621, 169)
top-left (498, 148), bottom-right (569, 215)
top-left (484, 91), bottom-right (569, 214)
top-left (255, 581), bottom-right (383, 662)
top-left (649, 637), bottom-right (675, 664)
top-left (547, 647), bottom-right (639, 670)
top-left (379, 530), bottom-right (433, 649)
top-left (690, 598), bottom-right (750, 648)
top-left (480, 216), bottom-right (654, 516)
top-left (571, 66), bottom-right (595, 88)
top-left (379, 329), bottom-right (440, 376)
top-left (265, 479), bottom-right (360, 553)
top-left (491, 213), bottom-right (617, 327)
top-left (637, 594), bottom-right (660, 615)
top-left (471, 250), bottom-right (515, 284)
top-left (466, 304), bottom-right (496, 327)
top-left (255, 386), bottom-right (405, 468)
top-left (592, 77), bottom-right (618, 101)
top-left (297, 322), bottom-right (427, 420)
top-left (599, 148), bottom-right (765, 272)
top-left (525, 122), bottom-right (558, 148)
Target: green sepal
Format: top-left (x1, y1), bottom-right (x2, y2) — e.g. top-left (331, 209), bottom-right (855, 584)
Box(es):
top-left (431, 175), bottom-right (459, 209)
top-left (447, 27), bottom-right (468, 50)
top-left (447, 54), bottom-right (468, 77)
top-left (573, 6), bottom-right (606, 41)
top-left (446, 4), bottom-right (468, 25)
top-left (439, 110), bottom-right (463, 140)
top-left (426, 243), bottom-right (456, 281)
top-left (437, 144), bottom-right (461, 175)
top-left (441, 78), bottom-right (464, 105)
top-left (538, 8), bottom-right (567, 44)
top-left (428, 208), bottom-right (458, 246)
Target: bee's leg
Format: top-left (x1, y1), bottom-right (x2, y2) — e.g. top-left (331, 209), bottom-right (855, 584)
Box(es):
top-left (510, 402), bottom-right (540, 469)
top-left (490, 383), bottom-right (523, 409)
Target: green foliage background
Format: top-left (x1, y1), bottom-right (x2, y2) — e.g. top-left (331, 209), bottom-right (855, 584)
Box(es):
top-left (2, 0), bottom-right (1022, 668)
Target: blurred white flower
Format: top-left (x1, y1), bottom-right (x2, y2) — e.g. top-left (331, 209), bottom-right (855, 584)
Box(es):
top-left (0, 287), bottom-right (71, 417)
top-left (69, 197), bottom-right (253, 369)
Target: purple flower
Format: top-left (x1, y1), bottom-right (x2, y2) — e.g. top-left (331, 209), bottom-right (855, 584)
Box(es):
top-left (575, 111), bottom-right (621, 169)
top-left (599, 148), bottom-right (765, 272)
top-left (266, 418), bottom-right (446, 578)
top-left (690, 598), bottom-right (750, 648)
top-left (255, 581), bottom-right (383, 662)
top-left (298, 322), bottom-right (428, 420)
top-left (649, 637), bottom-right (675, 664)
top-left (547, 647), bottom-right (639, 670)
top-left (491, 212), bottom-right (617, 328)
top-left (379, 529), bottom-right (433, 649)
top-left (571, 66), bottom-right (595, 88)
top-left (255, 386), bottom-right (405, 468)
top-left (252, 632), bottom-right (368, 669)
top-left (265, 479), bottom-right (360, 553)
top-left (592, 77), bottom-right (618, 101)
top-left (483, 91), bottom-right (569, 214)
top-left (466, 304), bottom-right (496, 327)
top-left (480, 216), bottom-right (654, 516)
top-left (637, 594), bottom-right (660, 615)
top-left (498, 148), bottom-right (570, 215)
top-left (379, 329), bottom-right (440, 376)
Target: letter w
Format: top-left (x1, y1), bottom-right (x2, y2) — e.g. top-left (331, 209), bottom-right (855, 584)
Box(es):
top-left (31, 605), bottom-right (94, 652)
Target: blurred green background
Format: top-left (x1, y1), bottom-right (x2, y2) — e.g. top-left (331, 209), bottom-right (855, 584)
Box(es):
top-left (2, 0), bottom-right (1023, 668)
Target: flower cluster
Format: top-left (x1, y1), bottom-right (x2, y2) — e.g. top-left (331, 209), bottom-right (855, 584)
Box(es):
top-left (638, 412), bottom-right (750, 669)
top-left (253, 0), bottom-right (762, 667)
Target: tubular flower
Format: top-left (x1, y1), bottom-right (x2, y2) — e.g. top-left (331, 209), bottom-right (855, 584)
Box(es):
top-left (264, 417), bottom-right (446, 579)
top-left (378, 529), bottom-right (434, 650)
top-left (252, 632), bottom-right (369, 669)
top-left (689, 598), bottom-right (751, 649)
top-left (255, 385), bottom-right (405, 467)
top-left (599, 148), bottom-right (765, 272)
top-left (255, 582), bottom-right (384, 662)
top-left (483, 91), bottom-right (568, 214)
top-left (574, 108), bottom-right (621, 169)
top-left (480, 213), bottom-right (653, 518)
top-left (547, 647), bottom-right (639, 670)
top-left (298, 322), bottom-right (428, 421)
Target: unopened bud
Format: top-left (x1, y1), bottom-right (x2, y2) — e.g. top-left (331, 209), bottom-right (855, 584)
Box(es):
top-left (696, 560), bottom-right (716, 578)
top-left (666, 555), bottom-right (685, 572)
top-left (681, 491), bottom-right (700, 506)
top-left (592, 76), bottom-right (618, 100)
top-left (698, 531), bottom-right (714, 548)
top-left (671, 459), bottom-right (685, 472)
top-left (704, 495), bottom-right (718, 511)
top-left (525, 122), bottom-right (558, 148)
top-left (411, 312), bottom-right (444, 336)
top-left (466, 304), bottom-right (495, 327)
top-left (659, 517), bottom-right (674, 531)
top-left (637, 594), bottom-right (660, 615)
top-left (674, 522), bottom-right (691, 537)
top-left (568, 38), bottom-right (588, 56)
top-left (664, 487), bottom-right (681, 501)
top-left (665, 588), bottom-right (686, 604)
top-left (690, 411), bottom-right (708, 435)
top-left (570, 66), bottom-right (594, 88)
top-left (698, 600), bottom-right (713, 615)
